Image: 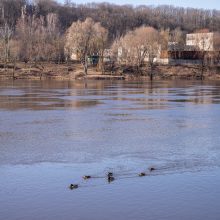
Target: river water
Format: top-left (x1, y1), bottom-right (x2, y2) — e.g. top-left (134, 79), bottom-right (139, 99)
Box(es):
top-left (0, 80), bottom-right (220, 220)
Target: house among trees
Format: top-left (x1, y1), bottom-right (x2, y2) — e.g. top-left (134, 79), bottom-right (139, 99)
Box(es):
top-left (186, 32), bottom-right (220, 51)
top-left (0, 0), bottom-right (220, 76)
top-left (163, 31), bottom-right (220, 65)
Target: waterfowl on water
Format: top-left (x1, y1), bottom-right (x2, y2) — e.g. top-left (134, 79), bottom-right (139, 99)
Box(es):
top-left (149, 167), bottom-right (155, 172)
top-left (108, 172), bottom-right (113, 177)
top-left (139, 172), bottom-right (146, 177)
top-left (108, 176), bottom-right (115, 183)
top-left (69, 184), bottom-right (79, 190)
top-left (107, 172), bottom-right (115, 182)
top-left (83, 175), bottom-right (91, 180)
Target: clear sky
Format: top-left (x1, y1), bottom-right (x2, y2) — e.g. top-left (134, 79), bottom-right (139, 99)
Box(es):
top-left (58, 0), bottom-right (220, 10)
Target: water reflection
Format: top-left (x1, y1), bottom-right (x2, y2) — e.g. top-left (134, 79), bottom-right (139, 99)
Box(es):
top-left (1, 80), bottom-right (220, 111)
top-left (0, 81), bottom-right (104, 110)
top-left (0, 80), bottom-right (220, 170)
top-left (1, 79), bottom-right (220, 220)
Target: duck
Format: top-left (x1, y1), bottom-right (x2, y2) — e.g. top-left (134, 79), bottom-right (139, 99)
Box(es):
top-left (138, 172), bottom-right (146, 177)
top-left (83, 175), bottom-right (91, 180)
top-left (108, 172), bottom-right (113, 177)
top-left (69, 184), bottom-right (79, 190)
top-left (108, 176), bottom-right (115, 183)
top-left (149, 167), bottom-right (156, 172)
top-left (107, 172), bottom-right (115, 182)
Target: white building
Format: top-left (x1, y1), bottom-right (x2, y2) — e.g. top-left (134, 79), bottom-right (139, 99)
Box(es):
top-left (117, 45), bottom-right (163, 64)
top-left (186, 32), bottom-right (214, 51)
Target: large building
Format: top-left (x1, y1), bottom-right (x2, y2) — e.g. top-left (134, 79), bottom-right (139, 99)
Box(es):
top-left (186, 32), bottom-right (220, 51)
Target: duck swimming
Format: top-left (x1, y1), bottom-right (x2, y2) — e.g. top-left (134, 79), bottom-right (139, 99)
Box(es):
top-left (139, 172), bottom-right (146, 177)
top-left (83, 175), bottom-right (91, 180)
top-left (107, 172), bottom-right (115, 182)
top-left (108, 176), bottom-right (115, 183)
top-left (108, 172), bottom-right (113, 177)
top-left (69, 184), bottom-right (79, 190)
top-left (149, 167), bottom-right (156, 172)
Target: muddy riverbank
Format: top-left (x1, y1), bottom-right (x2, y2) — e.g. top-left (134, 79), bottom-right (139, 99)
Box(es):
top-left (0, 62), bottom-right (220, 81)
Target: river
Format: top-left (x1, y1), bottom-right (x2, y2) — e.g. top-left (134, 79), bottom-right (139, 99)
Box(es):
top-left (0, 80), bottom-right (220, 220)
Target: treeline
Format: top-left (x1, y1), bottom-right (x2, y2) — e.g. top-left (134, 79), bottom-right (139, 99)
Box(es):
top-left (1, 0), bottom-right (220, 37)
top-left (1, 0), bottom-right (220, 64)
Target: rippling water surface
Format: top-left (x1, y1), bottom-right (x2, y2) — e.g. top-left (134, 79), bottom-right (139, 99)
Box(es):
top-left (0, 80), bottom-right (220, 220)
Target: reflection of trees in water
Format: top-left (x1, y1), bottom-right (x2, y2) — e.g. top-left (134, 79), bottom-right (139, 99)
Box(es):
top-left (0, 81), bottom-right (103, 110)
top-left (0, 95), bottom-right (102, 110)
top-left (141, 81), bottom-right (220, 105)
top-left (173, 83), bottom-right (220, 105)
top-left (0, 80), bottom-right (220, 111)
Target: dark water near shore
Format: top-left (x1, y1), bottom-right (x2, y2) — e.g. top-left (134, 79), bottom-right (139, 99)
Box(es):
top-left (0, 80), bottom-right (220, 220)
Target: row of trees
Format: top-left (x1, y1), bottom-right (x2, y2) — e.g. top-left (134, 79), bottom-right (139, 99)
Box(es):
top-left (0, 11), bottom-right (64, 65)
top-left (64, 20), bottom-right (184, 77)
top-left (16, 11), bottom-right (64, 63)
top-left (1, 1), bottom-right (220, 38)
top-left (0, 0), bottom-right (220, 78)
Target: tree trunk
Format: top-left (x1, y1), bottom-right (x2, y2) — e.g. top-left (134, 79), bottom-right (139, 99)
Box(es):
top-left (83, 60), bottom-right (88, 76)
top-left (81, 54), bottom-right (88, 76)
top-left (12, 60), bottom-right (16, 80)
top-left (84, 65), bottom-right (88, 75)
top-left (150, 63), bottom-right (153, 81)
top-left (99, 56), bottom-right (105, 75)
top-left (201, 64), bottom-right (204, 80)
top-left (150, 72), bottom-right (153, 81)
top-left (201, 55), bottom-right (205, 80)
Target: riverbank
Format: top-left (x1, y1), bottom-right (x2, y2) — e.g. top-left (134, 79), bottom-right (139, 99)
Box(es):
top-left (0, 62), bottom-right (125, 80)
top-left (0, 62), bottom-right (220, 81)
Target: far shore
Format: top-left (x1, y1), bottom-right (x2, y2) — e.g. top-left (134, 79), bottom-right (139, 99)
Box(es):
top-left (0, 62), bottom-right (220, 81)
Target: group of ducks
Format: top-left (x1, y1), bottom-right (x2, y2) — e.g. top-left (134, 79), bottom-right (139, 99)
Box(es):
top-left (69, 167), bottom-right (156, 190)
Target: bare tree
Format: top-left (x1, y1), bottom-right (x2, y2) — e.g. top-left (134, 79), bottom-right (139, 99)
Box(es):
top-left (144, 27), bottom-right (161, 80)
top-left (0, 22), bottom-right (13, 64)
top-left (65, 18), bottom-right (96, 75)
top-left (1, 0), bottom-right (220, 70)
top-left (65, 17), bottom-right (107, 75)
top-left (45, 13), bottom-right (64, 63)
top-left (114, 27), bottom-right (149, 72)
top-left (16, 8), bottom-right (63, 65)
top-left (170, 28), bottom-right (185, 59)
top-left (16, 9), bottom-right (37, 64)
top-left (114, 26), bottom-right (161, 80)
top-left (1, 1), bottom-right (220, 44)
top-left (9, 39), bottom-right (19, 79)
top-left (160, 28), bottom-right (170, 50)
top-left (93, 22), bottom-right (108, 74)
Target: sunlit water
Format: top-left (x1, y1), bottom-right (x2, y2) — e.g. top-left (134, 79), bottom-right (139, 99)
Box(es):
top-left (0, 80), bottom-right (220, 220)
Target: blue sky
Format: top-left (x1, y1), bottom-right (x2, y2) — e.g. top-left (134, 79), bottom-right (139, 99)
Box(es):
top-left (58, 0), bottom-right (220, 10)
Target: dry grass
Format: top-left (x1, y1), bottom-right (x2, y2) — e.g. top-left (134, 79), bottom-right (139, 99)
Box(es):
top-left (0, 62), bottom-right (219, 81)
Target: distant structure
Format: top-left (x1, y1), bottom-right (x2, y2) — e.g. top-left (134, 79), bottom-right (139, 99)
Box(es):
top-left (186, 32), bottom-right (215, 51)
top-left (162, 31), bottom-right (220, 65)
top-left (66, 49), bottom-right (113, 64)
top-left (117, 46), bottom-right (162, 64)
top-left (103, 49), bottom-right (113, 62)
top-left (66, 31), bottom-right (220, 66)
top-left (70, 51), bottom-right (80, 61)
